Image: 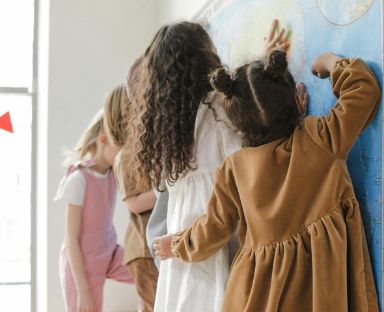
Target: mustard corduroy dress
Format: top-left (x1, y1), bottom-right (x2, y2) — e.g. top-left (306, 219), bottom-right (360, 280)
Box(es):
top-left (171, 58), bottom-right (380, 312)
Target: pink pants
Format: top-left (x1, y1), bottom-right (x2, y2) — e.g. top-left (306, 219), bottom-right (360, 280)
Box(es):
top-left (60, 245), bottom-right (135, 312)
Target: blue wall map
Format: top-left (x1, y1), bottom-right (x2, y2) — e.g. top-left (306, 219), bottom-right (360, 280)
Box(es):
top-left (198, 0), bottom-right (382, 306)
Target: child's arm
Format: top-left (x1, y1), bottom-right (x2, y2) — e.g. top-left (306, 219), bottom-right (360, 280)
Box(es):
top-left (64, 204), bottom-right (95, 310)
top-left (305, 53), bottom-right (380, 158)
top-left (113, 149), bottom-right (156, 214)
top-left (125, 190), bottom-right (157, 215)
top-left (154, 162), bottom-right (239, 262)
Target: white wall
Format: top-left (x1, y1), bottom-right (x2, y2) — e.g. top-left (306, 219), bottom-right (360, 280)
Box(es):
top-left (46, 1), bottom-right (159, 311)
top-left (158, 0), bottom-right (209, 25)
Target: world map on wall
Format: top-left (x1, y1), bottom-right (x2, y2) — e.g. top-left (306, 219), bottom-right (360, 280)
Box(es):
top-left (316, 0), bottom-right (375, 26)
top-left (197, 0), bottom-right (382, 306)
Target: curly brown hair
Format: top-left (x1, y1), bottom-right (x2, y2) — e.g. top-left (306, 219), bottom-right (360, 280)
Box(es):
top-left (210, 50), bottom-right (300, 147)
top-left (119, 56), bottom-right (152, 195)
top-left (137, 22), bottom-right (222, 190)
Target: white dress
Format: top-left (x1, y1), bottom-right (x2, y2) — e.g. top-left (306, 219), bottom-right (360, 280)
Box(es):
top-left (154, 94), bottom-right (241, 312)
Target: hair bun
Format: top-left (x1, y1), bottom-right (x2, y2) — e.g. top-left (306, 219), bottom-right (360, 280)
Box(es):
top-left (265, 50), bottom-right (287, 75)
top-left (210, 67), bottom-right (234, 97)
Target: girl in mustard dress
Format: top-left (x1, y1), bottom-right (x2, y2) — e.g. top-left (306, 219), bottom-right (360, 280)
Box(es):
top-left (154, 51), bottom-right (380, 311)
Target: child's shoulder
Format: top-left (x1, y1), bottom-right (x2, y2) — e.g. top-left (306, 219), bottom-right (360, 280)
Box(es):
top-left (225, 148), bottom-right (252, 164)
top-left (54, 167), bottom-right (86, 204)
top-left (63, 168), bottom-right (86, 189)
top-left (218, 148), bottom-right (249, 172)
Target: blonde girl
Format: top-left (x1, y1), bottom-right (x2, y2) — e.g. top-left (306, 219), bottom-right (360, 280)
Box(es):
top-left (56, 110), bottom-right (134, 312)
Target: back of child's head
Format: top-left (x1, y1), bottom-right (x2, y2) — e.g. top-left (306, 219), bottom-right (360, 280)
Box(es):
top-left (126, 55), bottom-right (145, 101)
top-left (125, 55), bottom-right (147, 144)
top-left (210, 50), bottom-right (300, 147)
top-left (144, 21), bottom-right (220, 80)
top-left (138, 21), bottom-right (222, 189)
top-left (143, 21), bottom-right (221, 109)
top-left (64, 110), bottom-right (104, 166)
top-left (106, 57), bottom-right (153, 195)
top-left (103, 83), bottom-right (129, 147)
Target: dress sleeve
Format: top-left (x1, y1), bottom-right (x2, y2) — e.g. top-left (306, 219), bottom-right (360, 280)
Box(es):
top-left (59, 171), bottom-right (86, 206)
top-left (304, 58), bottom-right (380, 158)
top-left (171, 161), bottom-right (240, 262)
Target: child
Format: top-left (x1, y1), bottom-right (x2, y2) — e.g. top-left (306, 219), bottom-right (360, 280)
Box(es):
top-left (154, 51), bottom-right (380, 311)
top-left (56, 110), bottom-right (134, 312)
top-left (104, 80), bottom-right (158, 311)
top-left (136, 20), bottom-right (290, 311)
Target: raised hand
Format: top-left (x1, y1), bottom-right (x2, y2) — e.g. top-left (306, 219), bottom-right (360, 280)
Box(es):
top-left (264, 19), bottom-right (290, 55)
top-left (311, 52), bottom-right (342, 79)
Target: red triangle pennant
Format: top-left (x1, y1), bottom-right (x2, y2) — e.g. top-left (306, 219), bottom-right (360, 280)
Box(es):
top-left (0, 111), bottom-right (13, 133)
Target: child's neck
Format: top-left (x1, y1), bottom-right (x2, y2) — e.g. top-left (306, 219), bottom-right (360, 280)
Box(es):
top-left (91, 155), bottom-right (110, 174)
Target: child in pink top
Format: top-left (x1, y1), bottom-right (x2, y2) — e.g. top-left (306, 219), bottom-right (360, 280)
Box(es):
top-left (55, 110), bottom-right (135, 312)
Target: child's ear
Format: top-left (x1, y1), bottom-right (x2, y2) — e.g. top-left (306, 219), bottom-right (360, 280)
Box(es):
top-left (98, 133), bottom-right (107, 144)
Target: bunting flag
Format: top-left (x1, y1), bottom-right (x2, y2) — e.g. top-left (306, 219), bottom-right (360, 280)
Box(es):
top-left (0, 111), bottom-right (13, 133)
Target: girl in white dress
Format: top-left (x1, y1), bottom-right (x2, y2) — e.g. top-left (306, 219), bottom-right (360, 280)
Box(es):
top-left (137, 20), bottom-right (288, 312)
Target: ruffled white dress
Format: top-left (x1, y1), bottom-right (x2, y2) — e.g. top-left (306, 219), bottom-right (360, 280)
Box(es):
top-left (154, 94), bottom-right (241, 312)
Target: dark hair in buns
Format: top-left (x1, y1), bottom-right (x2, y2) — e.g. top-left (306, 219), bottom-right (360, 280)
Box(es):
top-left (210, 67), bottom-right (234, 97)
top-left (219, 50), bottom-right (300, 147)
top-left (264, 49), bottom-right (288, 76)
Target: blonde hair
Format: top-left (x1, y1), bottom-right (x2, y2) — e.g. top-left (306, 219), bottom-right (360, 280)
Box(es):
top-left (103, 83), bottom-right (129, 147)
top-left (103, 83), bottom-right (141, 197)
top-left (64, 110), bottom-right (104, 166)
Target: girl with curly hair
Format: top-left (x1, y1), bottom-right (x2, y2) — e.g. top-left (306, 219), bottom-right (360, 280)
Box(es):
top-left (154, 51), bottom-right (380, 311)
top-left (138, 20), bottom-right (289, 311)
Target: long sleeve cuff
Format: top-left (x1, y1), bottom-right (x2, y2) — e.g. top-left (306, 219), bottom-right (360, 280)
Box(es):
top-left (171, 230), bottom-right (187, 259)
